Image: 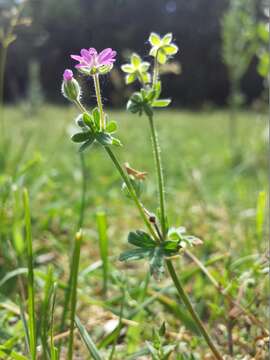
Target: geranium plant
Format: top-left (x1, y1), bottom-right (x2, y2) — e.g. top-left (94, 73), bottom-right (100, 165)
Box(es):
top-left (62, 35), bottom-right (224, 359)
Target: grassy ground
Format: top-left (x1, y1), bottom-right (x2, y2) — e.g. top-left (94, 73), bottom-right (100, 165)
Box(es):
top-left (0, 106), bottom-right (268, 359)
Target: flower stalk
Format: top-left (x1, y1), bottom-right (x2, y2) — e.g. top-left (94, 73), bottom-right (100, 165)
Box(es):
top-left (93, 74), bottom-right (105, 130)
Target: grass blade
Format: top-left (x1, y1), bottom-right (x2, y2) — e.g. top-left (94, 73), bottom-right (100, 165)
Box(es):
top-left (41, 266), bottom-right (54, 359)
top-left (256, 190), bottom-right (266, 241)
top-left (75, 316), bottom-right (103, 360)
top-left (23, 188), bottom-right (36, 359)
top-left (50, 283), bottom-right (58, 360)
top-left (67, 230), bottom-right (83, 360)
top-left (96, 211), bottom-right (109, 296)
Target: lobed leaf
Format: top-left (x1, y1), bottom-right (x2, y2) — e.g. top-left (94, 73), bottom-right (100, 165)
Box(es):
top-left (128, 230), bottom-right (156, 248)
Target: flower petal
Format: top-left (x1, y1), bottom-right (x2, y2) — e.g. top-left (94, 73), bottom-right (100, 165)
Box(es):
top-left (71, 54), bottom-right (84, 62)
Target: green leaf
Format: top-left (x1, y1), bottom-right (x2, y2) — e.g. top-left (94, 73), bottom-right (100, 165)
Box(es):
top-left (162, 33), bottom-right (173, 45)
top-left (131, 53), bottom-right (141, 67)
top-left (95, 132), bottom-right (113, 146)
top-left (79, 136), bottom-right (95, 152)
top-left (121, 64), bottom-right (134, 73)
top-left (71, 132), bottom-right (91, 143)
top-left (82, 112), bottom-right (94, 128)
top-left (162, 240), bottom-right (180, 253)
top-left (128, 230), bottom-right (156, 248)
top-left (119, 248), bottom-right (152, 262)
top-left (152, 99), bottom-right (171, 108)
top-left (154, 81), bottom-right (162, 99)
top-left (111, 137), bottom-right (122, 147)
top-left (131, 92), bottom-right (143, 103)
top-left (75, 316), bottom-right (103, 360)
top-left (149, 32), bottom-right (161, 46)
top-left (125, 73), bottom-right (136, 84)
top-left (127, 100), bottom-right (141, 114)
top-left (163, 44), bottom-right (178, 55)
top-left (159, 322), bottom-right (166, 336)
top-left (92, 108), bottom-right (100, 129)
top-left (106, 121), bottom-right (118, 133)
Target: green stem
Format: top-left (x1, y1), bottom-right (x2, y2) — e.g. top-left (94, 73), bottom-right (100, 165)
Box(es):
top-left (152, 51), bottom-right (159, 87)
top-left (104, 146), bottom-right (158, 242)
top-left (93, 74), bottom-right (105, 130)
top-left (166, 260), bottom-right (223, 360)
top-left (148, 115), bottom-right (166, 237)
top-left (67, 231), bottom-right (83, 360)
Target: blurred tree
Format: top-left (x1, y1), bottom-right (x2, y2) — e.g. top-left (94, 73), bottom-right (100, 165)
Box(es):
top-left (3, 0), bottom-right (265, 106)
top-left (221, 0), bottom-right (260, 156)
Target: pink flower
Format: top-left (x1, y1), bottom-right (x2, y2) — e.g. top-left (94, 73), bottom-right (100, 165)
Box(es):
top-left (63, 69), bottom-right (73, 81)
top-left (71, 48), bottom-right (117, 74)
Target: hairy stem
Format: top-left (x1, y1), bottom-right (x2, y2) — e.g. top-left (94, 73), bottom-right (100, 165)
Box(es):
top-left (166, 260), bottom-right (223, 359)
top-left (148, 115), bottom-right (166, 237)
top-left (93, 74), bottom-right (105, 130)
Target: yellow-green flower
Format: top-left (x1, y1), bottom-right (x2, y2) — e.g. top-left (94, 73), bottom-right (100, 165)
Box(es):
top-left (121, 53), bottom-right (151, 84)
top-left (149, 32), bottom-right (178, 64)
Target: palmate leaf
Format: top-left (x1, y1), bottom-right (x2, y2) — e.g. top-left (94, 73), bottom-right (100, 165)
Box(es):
top-left (128, 230), bottom-right (156, 248)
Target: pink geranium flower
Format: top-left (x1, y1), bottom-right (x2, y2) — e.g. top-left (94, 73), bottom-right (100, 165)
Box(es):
top-left (71, 48), bottom-right (117, 74)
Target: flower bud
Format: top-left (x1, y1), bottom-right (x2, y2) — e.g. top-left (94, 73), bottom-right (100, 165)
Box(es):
top-left (61, 69), bottom-right (81, 102)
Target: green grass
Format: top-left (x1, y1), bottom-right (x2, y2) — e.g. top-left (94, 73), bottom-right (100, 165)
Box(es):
top-left (0, 105), bottom-right (268, 358)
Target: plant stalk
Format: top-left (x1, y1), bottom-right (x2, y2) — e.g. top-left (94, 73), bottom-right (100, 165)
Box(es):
top-left (93, 74), bottom-right (105, 130)
top-left (147, 115), bottom-right (166, 237)
top-left (166, 260), bottom-right (223, 359)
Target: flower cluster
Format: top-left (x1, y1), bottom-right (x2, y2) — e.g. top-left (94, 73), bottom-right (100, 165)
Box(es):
top-left (61, 46), bottom-right (120, 150)
top-left (121, 32), bottom-right (179, 117)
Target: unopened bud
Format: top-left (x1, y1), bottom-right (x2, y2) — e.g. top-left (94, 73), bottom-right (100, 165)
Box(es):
top-left (61, 69), bottom-right (81, 102)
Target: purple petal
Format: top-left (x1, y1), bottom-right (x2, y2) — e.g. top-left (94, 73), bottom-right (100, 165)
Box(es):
top-left (71, 54), bottom-right (84, 62)
top-left (88, 47), bottom-right (97, 55)
top-left (98, 48), bottom-right (116, 65)
top-left (80, 48), bottom-right (93, 61)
